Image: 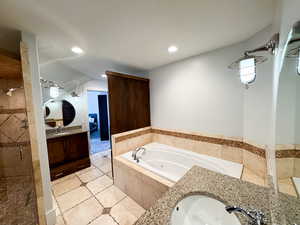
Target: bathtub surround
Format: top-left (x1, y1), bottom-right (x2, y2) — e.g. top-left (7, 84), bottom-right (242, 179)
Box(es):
top-left (275, 146), bottom-right (300, 196)
top-left (112, 126), bottom-right (270, 209)
top-left (113, 157), bottom-right (173, 209)
top-left (112, 127), bottom-right (268, 181)
top-left (122, 143), bottom-right (243, 181)
top-left (112, 127), bottom-right (153, 157)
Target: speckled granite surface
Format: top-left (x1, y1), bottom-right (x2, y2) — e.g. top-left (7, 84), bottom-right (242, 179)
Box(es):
top-left (279, 192), bottom-right (300, 224)
top-left (46, 126), bottom-right (87, 139)
top-left (135, 166), bottom-right (272, 225)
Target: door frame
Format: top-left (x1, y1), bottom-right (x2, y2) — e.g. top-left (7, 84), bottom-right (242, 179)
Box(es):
top-left (84, 87), bottom-right (110, 156)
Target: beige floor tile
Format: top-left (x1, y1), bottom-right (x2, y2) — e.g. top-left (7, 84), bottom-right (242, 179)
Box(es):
top-left (63, 198), bottom-right (103, 225)
top-left (91, 151), bottom-right (110, 160)
top-left (110, 197), bottom-right (145, 225)
top-left (107, 171), bottom-right (113, 179)
top-left (95, 185), bottom-right (126, 208)
top-left (99, 163), bottom-right (112, 174)
top-left (52, 176), bottom-right (82, 197)
top-left (56, 186), bottom-right (92, 212)
top-left (77, 167), bottom-right (103, 183)
top-left (51, 174), bottom-right (76, 186)
top-left (86, 175), bottom-right (113, 195)
top-left (110, 207), bottom-right (137, 225)
top-left (118, 197), bottom-right (145, 218)
top-left (75, 165), bottom-right (95, 176)
top-left (89, 215), bottom-right (118, 225)
top-left (52, 194), bottom-right (61, 216)
top-left (92, 157), bottom-right (111, 169)
top-left (56, 215), bottom-right (65, 225)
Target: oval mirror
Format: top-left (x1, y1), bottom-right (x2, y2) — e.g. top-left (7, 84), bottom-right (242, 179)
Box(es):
top-left (44, 99), bottom-right (76, 127)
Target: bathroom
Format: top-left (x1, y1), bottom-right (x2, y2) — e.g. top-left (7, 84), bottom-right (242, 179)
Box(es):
top-left (0, 1), bottom-right (300, 225)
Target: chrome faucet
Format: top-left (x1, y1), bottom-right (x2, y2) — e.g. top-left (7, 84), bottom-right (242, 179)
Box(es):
top-left (225, 206), bottom-right (266, 225)
top-left (132, 147), bottom-right (146, 163)
top-left (56, 125), bottom-right (63, 134)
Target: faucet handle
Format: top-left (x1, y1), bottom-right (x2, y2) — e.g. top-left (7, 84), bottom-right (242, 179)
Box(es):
top-left (226, 206), bottom-right (267, 225)
top-left (248, 210), bottom-right (267, 225)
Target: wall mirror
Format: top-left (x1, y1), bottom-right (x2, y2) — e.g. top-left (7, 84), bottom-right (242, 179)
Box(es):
top-left (44, 99), bottom-right (76, 127)
top-left (276, 21), bottom-right (300, 198)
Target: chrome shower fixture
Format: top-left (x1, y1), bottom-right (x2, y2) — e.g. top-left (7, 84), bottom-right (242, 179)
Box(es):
top-left (70, 91), bottom-right (79, 97)
top-left (228, 33), bottom-right (279, 88)
top-left (228, 33), bottom-right (279, 70)
top-left (0, 86), bottom-right (23, 96)
top-left (40, 77), bottom-right (64, 89)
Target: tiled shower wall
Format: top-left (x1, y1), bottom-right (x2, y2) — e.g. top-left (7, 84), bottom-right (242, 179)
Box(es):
top-left (0, 77), bottom-right (38, 225)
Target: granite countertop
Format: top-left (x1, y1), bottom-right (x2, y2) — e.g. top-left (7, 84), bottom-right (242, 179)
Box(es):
top-left (279, 192), bottom-right (300, 224)
top-left (135, 166), bottom-right (273, 225)
top-left (46, 127), bottom-right (88, 139)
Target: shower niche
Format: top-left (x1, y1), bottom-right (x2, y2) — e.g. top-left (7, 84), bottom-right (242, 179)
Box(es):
top-left (0, 31), bottom-right (38, 224)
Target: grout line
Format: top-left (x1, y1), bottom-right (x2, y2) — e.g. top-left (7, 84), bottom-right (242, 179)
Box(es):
top-left (52, 190), bottom-right (67, 225)
top-left (53, 157), bottom-right (119, 225)
top-left (53, 177), bottom-right (83, 198)
top-left (60, 196), bottom-right (95, 215)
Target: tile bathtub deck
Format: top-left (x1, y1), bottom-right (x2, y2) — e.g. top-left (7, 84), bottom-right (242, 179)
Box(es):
top-left (52, 151), bottom-right (145, 225)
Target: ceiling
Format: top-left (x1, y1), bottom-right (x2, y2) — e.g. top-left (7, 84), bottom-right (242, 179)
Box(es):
top-left (0, 0), bottom-right (274, 77)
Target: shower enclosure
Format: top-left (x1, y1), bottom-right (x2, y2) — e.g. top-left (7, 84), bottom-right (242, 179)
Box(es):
top-left (0, 43), bottom-right (38, 224)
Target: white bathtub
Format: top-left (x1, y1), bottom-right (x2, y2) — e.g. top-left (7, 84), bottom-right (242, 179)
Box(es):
top-left (121, 142), bottom-right (243, 183)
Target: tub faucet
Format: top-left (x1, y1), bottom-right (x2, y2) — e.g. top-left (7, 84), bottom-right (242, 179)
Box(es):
top-left (225, 206), bottom-right (266, 225)
top-left (132, 147), bottom-right (146, 163)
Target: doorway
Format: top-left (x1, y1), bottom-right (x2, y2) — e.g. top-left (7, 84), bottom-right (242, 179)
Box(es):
top-left (87, 90), bottom-right (111, 155)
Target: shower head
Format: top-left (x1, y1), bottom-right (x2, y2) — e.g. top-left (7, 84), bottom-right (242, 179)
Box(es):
top-left (6, 88), bottom-right (16, 96)
top-left (228, 33), bottom-right (278, 70)
top-left (228, 54), bottom-right (267, 70)
top-left (0, 87), bottom-right (23, 97)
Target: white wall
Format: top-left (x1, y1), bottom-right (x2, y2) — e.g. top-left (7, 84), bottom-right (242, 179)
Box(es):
top-left (150, 42), bottom-right (245, 138)
top-left (150, 26), bottom-right (274, 145)
top-left (276, 58), bottom-right (297, 145)
top-left (76, 80), bottom-right (108, 131)
top-left (243, 26), bottom-right (274, 146)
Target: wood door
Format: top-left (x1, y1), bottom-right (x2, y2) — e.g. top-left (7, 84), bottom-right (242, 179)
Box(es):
top-left (65, 132), bottom-right (89, 161)
top-left (107, 71), bottom-right (150, 135)
top-left (47, 137), bottom-right (66, 168)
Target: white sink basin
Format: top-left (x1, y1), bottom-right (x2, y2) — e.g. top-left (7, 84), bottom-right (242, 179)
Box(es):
top-left (171, 195), bottom-right (241, 225)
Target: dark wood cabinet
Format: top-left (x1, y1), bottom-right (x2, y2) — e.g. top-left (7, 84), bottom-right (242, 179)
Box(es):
top-left (47, 132), bottom-right (90, 180)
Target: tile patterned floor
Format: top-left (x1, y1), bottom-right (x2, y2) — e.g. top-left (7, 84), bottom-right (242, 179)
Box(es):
top-left (90, 131), bottom-right (111, 154)
top-left (53, 151), bottom-right (145, 225)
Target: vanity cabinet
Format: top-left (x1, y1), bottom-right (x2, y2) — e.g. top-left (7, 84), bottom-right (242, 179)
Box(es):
top-left (47, 132), bottom-right (90, 180)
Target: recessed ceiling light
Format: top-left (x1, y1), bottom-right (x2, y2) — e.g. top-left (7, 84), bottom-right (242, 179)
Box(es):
top-left (168, 45), bottom-right (178, 53)
top-left (101, 74), bottom-right (107, 78)
top-left (71, 46), bottom-right (84, 54)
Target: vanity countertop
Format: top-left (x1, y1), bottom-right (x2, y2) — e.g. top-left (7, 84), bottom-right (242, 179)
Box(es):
top-left (46, 127), bottom-right (88, 140)
top-left (279, 192), bottom-right (300, 224)
top-left (135, 166), bottom-right (272, 225)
